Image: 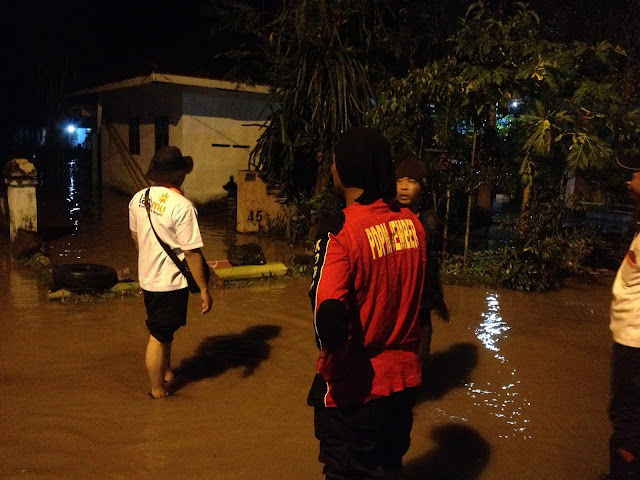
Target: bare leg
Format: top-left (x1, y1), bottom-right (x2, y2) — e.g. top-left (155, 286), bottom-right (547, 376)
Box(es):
top-left (164, 342), bottom-right (174, 384)
top-left (145, 335), bottom-right (170, 398)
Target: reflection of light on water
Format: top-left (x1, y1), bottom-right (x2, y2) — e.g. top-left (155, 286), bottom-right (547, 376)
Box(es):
top-left (66, 159), bottom-right (80, 230)
top-left (469, 293), bottom-right (531, 439)
top-left (476, 294), bottom-right (509, 354)
top-left (432, 407), bottom-right (469, 423)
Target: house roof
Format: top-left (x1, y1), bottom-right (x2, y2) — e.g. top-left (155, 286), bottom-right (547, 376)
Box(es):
top-left (67, 72), bottom-right (270, 97)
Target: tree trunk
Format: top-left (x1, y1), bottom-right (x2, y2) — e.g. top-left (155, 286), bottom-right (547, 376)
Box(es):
top-left (314, 171), bottom-right (331, 196)
top-left (442, 189), bottom-right (451, 260)
top-left (463, 131), bottom-right (477, 269)
top-left (476, 103), bottom-right (496, 222)
top-left (520, 163), bottom-right (532, 217)
top-left (477, 184), bottom-right (492, 219)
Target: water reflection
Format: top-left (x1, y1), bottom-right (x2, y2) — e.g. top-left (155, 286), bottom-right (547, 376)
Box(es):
top-left (66, 158), bottom-right (80, 230)
top-left (0, 239), bottom-right (44, 329)
top-left (475, 294), bottom-right (510, 356)
top-left (469, 292), bottom-right (531, 439)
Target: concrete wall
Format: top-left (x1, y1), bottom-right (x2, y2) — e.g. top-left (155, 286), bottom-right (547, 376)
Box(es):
top-left (177, 117), bottom-right (264, 203)
top-left (4, 159), bottom-right (38, 241)
top-left (180, 88), bottom-right (268, 203)
top-left (102, 122), bottom-right (174, 194)
top-left (236, 170), bottom-right (288, 233)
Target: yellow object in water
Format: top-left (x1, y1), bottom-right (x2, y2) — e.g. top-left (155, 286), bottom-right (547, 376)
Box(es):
top-left (47, 282), bottom-right (140, 301)
top-left (213, 261), bottom-right (288, 281)
top-left (110, 281), bottom-right (140, 293)
top-left (47, 289), bottom-right (75, 301)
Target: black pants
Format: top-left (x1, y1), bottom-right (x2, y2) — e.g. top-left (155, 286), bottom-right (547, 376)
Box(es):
top-left (610, 342), bottom-right (640, 479)
top-left (314, 388), bottom-right (417, 480)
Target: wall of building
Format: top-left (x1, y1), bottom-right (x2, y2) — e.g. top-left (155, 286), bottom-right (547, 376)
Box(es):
top-left (180, 88), bottom-right (268, 203)
top-left (101, 123), bottom-right (153, 194)
top-left (177, 115), bottom-right (264, 203)
top-left (100, 83), bottom-right (184, 195)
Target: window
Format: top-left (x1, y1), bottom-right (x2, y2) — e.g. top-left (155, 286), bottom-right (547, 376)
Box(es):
top-left (129, 117), bottom-right (140, 154)
top-left (155, 116), bottom-right (169, 150)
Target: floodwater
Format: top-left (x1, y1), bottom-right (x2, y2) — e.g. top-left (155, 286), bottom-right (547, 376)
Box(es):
top-left (0, 188), bottom-right (614, 480)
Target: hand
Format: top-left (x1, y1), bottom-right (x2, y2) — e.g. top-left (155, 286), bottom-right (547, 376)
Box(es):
top-left (435, 302), bottom-right (450, 323)
top-left (316, 299), bottom-right (349, 350)
top-left (200, 289), bottom-right (213, 314)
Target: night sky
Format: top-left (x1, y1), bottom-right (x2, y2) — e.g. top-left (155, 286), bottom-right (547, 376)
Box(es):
top-left (1, 0), bottom-right (637, 129)
top-left (0, 0), bottom-right (278, 127)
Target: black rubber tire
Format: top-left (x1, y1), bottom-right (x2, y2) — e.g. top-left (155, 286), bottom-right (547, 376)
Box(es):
top-left (52, 263), bottom-right (118, 291)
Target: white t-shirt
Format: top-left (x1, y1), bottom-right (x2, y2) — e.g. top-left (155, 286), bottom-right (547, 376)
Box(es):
top-left (611, 233), bottom-right (640, 347)
top-left (129, 186), bottom-right (204, 292)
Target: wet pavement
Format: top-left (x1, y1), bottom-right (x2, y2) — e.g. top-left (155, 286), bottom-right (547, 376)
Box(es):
top-left (0, 189), bottom-right (614, 479)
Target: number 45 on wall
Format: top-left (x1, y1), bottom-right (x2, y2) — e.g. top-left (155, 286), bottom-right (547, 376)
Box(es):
top-left (248, 210), bottom-right (263, 222)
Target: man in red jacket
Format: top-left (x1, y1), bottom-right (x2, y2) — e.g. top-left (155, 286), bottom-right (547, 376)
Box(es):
top-left (308, 127), bottom-right (427, 479)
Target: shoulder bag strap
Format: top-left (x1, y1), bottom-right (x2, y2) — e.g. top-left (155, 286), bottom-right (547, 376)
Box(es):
top-left (144, 188), bottom-right (191, 277)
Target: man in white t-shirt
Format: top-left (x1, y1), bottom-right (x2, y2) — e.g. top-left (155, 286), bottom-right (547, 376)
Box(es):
top-left (129, 146), bottom-right (212, 399)
top-left (608, 155), bottom-right (640, 479)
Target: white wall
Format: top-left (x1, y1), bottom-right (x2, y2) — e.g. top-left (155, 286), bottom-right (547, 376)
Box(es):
top-left (180, 89), bottom-right (268, 203)
top-left (179, 115), bottom-right (265, 202)
top-left (101, 122), bottom-right (159, 194)
top-left (101, 123), bottom-right (135, 193)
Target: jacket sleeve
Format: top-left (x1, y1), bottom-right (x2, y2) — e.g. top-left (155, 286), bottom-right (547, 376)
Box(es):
top-left (309, 212), bottom-right (351, 350)
top-left (419, 210), bottom-right (448, 319)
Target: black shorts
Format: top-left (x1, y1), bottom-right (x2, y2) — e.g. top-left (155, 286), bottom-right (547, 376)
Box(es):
top-left (313, 388), bottom-right (417, 480)
top-left (143, 288), bottom-right (189, 343)
top-left (611, 342), bottom-right (640, 451)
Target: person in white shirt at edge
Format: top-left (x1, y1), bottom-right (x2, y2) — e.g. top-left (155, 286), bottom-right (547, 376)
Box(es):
top-left (608, 154), bottom-right (640, 479)
top-left (129, 146), bottom-right (212, 399)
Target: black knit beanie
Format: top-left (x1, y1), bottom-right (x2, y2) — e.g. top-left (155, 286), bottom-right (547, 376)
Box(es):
top-left (395, 155), bottom-right (427, 183)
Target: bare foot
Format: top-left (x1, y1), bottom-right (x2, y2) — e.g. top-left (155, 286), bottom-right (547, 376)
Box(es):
top-left (149, 388), bottom-right (171, 399)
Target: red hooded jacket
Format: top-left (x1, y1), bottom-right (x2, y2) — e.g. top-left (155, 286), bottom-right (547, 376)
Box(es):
top-left (308, 198), bottom-right (426, 407)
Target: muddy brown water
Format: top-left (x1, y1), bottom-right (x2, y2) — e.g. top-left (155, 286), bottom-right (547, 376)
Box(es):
top-left (0, 190), bottom-right (613, 479)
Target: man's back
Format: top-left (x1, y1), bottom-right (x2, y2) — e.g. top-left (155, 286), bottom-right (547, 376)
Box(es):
top-left (129, 186), bottom-right (203, 292)
top-left (309, 198), bottom-right (426, 407)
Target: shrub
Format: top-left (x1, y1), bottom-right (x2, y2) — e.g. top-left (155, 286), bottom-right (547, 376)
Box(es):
top-left (442, 225), bottom-right (611, 292)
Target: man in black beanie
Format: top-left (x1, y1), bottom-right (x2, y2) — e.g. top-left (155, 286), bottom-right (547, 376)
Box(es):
top-left (308, 127), bottom-right (427, 479)
top-left (395, 155), bottom-right (450, 361)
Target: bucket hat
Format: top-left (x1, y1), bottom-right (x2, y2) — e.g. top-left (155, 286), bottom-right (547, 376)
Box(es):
top-left (617, 154), bottom-right (640, 171)
top-left (146, 146), bottom-right (194, 185)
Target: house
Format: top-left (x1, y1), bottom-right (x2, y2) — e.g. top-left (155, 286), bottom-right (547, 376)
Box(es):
top-left (68, 72), bottom-right (273, 200)
top-left (67, 72), bottom-right (288, 232)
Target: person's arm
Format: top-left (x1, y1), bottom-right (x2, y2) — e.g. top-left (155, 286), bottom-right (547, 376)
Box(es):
top-left (423, 251), bottom-right (450, 321)
top-left (183, 248), bottom-right (212, 314)
top-left (130, 230), bottom-right (139, 251)
top-left (309, 213), bottom-right (351, 351)
top-left (174, 201), bottom-right (211, 314)
top-left (128, 199), bottom-right (139, 251)
top-left (419, 210), bottom-right (449, 322)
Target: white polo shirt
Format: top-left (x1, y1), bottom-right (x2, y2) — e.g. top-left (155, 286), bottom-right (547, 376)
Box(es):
top-left (611, 233), bottom-right (640, 347)
top-left (129, 186), bottom-right (204, 292)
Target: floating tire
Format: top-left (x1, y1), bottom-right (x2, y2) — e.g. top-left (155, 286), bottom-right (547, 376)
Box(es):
top-left (52, 263), bottom-right (118, 291)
